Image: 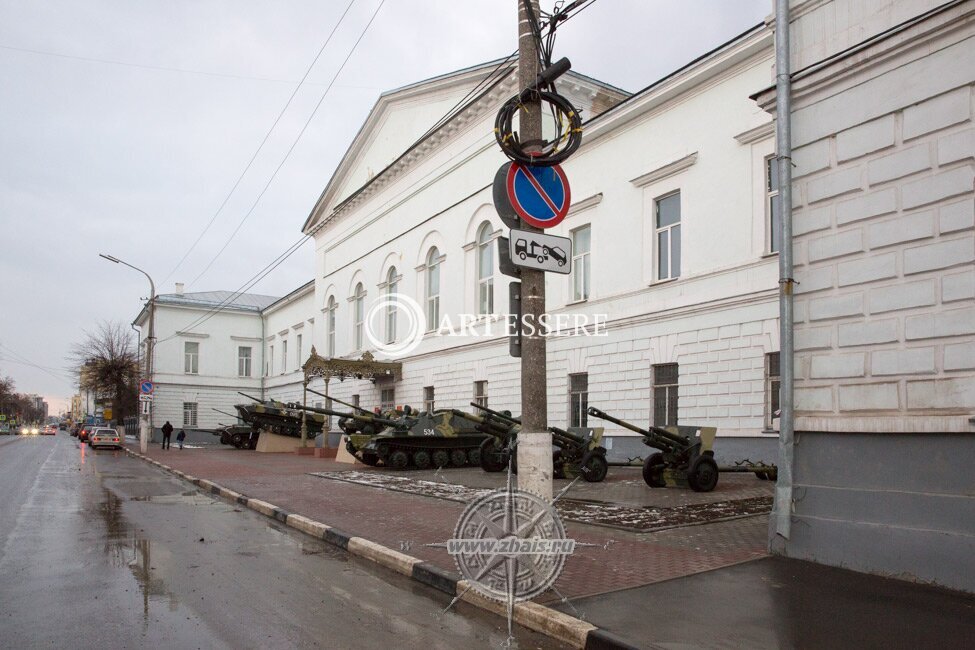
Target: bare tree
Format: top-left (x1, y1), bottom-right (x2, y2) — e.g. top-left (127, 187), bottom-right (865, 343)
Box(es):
top-left (70, 321), bottom-right (139, 425)
top-left (0, 374), bottom-right (45, 424)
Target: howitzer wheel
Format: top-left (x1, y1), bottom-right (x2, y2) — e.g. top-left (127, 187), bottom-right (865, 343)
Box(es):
top-left (412, 450), bottom-right (432, 470)
top-left (431, 449), bottom-right (450, 469)
top-left (580, 452), bottom-right (608, 483)
top-left (688, 455), bottom-right (719, 492)
top-left (479, 439), bottom-right (505, 473)
top-left (388, 450), bottom-right (409, 470)
top-left (231, 432), bottom-right (246, 449)
top-left (467, 447), bottom-right (481, 466)
top-left (643, 453), bottom-right (666, 488)
top-left (450, 449), bottom-right (467, 467)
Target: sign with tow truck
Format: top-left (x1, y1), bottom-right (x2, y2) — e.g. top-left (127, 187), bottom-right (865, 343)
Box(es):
top-left (508, 229), bottom-right (571, 275)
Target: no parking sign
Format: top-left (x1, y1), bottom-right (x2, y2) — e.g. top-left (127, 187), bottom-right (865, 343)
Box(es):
top-left (505, 163), bottom-right (571, 229)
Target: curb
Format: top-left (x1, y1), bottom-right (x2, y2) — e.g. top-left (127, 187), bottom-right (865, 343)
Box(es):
top-left (122, 447), bottom-right (636, 649)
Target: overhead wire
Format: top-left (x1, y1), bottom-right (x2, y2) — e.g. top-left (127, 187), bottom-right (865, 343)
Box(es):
top-left (163, 0), bottom-right (599, 339)
top-left (187, 0), bottom-right (387, 289)
top-left (160, 0), bottom-right (360, 287)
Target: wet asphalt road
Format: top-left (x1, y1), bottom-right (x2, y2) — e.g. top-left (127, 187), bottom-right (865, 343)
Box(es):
top-left (0, 434), bottom-right (566, 649)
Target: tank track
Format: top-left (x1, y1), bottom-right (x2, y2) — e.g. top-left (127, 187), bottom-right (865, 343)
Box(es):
top-left (354, 434), bottom-right (491, 470)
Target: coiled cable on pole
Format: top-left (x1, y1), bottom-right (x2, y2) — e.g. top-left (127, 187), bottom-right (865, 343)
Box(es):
top-left (494, 87), bottom-right (582, 167)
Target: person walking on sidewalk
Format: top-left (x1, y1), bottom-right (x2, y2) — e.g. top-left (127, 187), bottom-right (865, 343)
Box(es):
top-left (176, 429), bottom-right (186, 450)
top-left (161, 421), bottom-right (173, 449)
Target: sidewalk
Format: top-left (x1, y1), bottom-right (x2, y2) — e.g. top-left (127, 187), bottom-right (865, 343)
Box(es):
top-left (130, 445), bottom-right (975, 648)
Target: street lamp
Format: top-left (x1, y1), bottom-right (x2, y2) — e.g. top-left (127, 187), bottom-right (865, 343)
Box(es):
top-left (99, 253), bottom-right (155, 454)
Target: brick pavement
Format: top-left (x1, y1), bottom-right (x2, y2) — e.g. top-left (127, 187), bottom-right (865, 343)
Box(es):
top-left (134, 445), bottom-right (769, 602)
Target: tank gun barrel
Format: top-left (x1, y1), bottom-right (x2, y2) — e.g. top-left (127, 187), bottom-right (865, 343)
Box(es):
top-left (306, 388), bottom-right (371, 415)
top-left (237, 392), bottom-right (264, 403)
top-left (469, 402), bottom-right (521, 424)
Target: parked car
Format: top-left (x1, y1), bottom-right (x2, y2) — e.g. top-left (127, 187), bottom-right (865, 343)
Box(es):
top-left (78, 425), bottom-right (94, 442)
top-left (59, 422), bottom-right (67, 430)
top-left (70, 423), bottom-right (81, 437)
top-left (42, 424), bottom-right (57, 435)
top-left (89, 427), bottom-right (122, 450)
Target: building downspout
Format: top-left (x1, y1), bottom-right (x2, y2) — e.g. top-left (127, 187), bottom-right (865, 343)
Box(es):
top-left (773, 0), bottom-right (795, 542)
top-left (260, 311), bottom-right (266, 401)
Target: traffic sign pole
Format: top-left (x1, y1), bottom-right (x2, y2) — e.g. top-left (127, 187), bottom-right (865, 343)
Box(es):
top-left (516, 0), bottom-right (552, 501)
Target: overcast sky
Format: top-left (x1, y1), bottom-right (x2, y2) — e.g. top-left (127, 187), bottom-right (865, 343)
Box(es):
top-left (0, 0), bottom-right (770, 412)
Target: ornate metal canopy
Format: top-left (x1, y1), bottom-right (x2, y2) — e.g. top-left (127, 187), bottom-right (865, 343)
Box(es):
top-left (301, 347), bottom-right (401, 384)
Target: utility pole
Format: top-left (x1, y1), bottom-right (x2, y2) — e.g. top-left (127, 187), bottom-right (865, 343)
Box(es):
top-left (516, 0), bottom-right (552, 500)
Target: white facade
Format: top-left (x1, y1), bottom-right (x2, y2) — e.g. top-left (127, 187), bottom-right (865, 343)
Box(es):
top-left (297, 28), bottom-right (781, 460)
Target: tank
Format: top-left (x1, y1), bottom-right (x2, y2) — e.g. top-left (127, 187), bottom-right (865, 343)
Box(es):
top-left (234, 393), bottom-right (327, 442)
top-left (310, 405), bottom-right (492, 469)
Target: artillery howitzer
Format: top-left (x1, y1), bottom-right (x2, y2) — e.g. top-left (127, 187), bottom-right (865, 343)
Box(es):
top-left (314, 405), bottom-right (490, 469)
top-left (204, 408), bottom-right (255, 448)
top-left (587, 406), bottom-right (776, 492)
top-left (463, 404), bottom-right (609, 482)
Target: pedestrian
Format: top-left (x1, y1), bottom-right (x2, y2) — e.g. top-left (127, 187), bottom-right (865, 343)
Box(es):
top-left (161, 420), bottom-right (173, 449)
top-left (176, 429), bottom-right (186, 450)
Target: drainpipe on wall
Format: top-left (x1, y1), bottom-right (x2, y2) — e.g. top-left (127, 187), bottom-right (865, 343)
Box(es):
top-left (773, 0), bottom-right (795, 542)
top-left (260, 311), bottom-right (266, 401)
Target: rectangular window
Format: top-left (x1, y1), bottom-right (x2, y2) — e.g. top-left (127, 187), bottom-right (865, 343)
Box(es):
top-left (568, 373), bottom-right (588, 427)
top-left (281, 340), bottom-right (288, 373)
top-left (767, 156), bottom-right (781, 254)
top-left (182, 402), bottom-right (198, 427)
top-left (652, 363), bottom-right (679, 427)
top-left (473, 380), bottom-right (488, 408)
top-left (238, 346), bottom-right (252, 378)
top-left (765, 352), bottom-right (781, 431)
top-left (654, 192), bottom-right (681, 280)
top-left (268, 345), bottom-right (274, 376)
top-left (423, 386), bottom-right (435, 413)
top-left (296, 334), bottom-right (303, 368)
top-left (571, 225), bottom-right (591, 302)
top-left (184, 341), bottom-right (199, 374)
top-left (354, 298), bottom-right (364, 350)
top-left (352, 394), bottom-right (360, 409)
top-left (380, 388), bottom-right (395, 412)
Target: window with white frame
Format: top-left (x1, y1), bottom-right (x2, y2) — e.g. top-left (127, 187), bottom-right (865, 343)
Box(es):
top-left (473, 380), bottom-right (488, 408)
top-left (326, 296), bottom-right (336, 357)
top-left (353, 283), bottom-right (366, 351)
top-left (423, 386), bottom-right (435, 413)
top-left (654, 192), bottom-right (681, 281)
top-left (765, 352), bottom-right (781, 431)
top-left (476, 222), bottom-right (494, 315)
top-left (385, 267), bottom-right (398, 345)
top-left (182, 402), bottom-right (198, 427)
top-left (380, 388), bottom-right (395, 412)
top-left (281, 340), bottom-right (288, 373)
top-left (568, 373), bottom-right (588, 427)
top-left (268, 345), bottom-right (274, 376)
top-left (652, 363), bottom-right (679, 426)
top-left (766, 156), bottom-right (781, 254)
top-left (571, 225), bottom-right (590, 301)
top-left (296, 334), bottom-right (303, 368)
top-left (183, 341), bottom-right (199, 374)
top-left (426, 248), bottom-right (440, 328)
top-left (238, 346), bottom-right (252, 377)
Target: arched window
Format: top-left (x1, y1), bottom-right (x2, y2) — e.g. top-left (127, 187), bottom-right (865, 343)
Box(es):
top-left (352, 283), bottom-right (365, 351)
top-left (385, 267), bottom-right (398, 345)
top-left (425, 248), bottom-right (440, 327)
top-left (476, 222), bottom-right (494, 315)
top-left (325, 296), bottom-right (336, 357)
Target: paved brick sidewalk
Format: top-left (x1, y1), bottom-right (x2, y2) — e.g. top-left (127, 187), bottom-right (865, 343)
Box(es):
top-left (135, 445), bottom-right (769, 603)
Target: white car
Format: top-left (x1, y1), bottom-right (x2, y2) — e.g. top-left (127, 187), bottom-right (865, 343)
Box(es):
top-left (89, 427), bottom-right (122, 449)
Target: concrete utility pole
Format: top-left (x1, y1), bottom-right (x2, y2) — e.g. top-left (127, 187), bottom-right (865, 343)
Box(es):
top-left (516, 0), bottom-right (552, 500)
top-left (99, 253), bottom-right (154, 454)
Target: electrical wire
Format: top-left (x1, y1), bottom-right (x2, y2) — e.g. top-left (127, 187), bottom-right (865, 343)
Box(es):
top-left (187, 0), bottom-right (387, 289)
top-left (160, 0), bottom-right (360, 287)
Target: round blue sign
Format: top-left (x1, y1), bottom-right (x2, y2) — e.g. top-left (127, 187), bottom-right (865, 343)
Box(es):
top-left (140, 381), bottom-right (154, 395)
top-left (505, 163), bottom-right (571, 229)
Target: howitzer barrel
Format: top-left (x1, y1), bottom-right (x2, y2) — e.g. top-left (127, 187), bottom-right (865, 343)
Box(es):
top-left (547, 424), bottom-right (584, 444)
top-left (469, 402), bottom-right (521, 424)
top-left (450, 410), bottom-right (516, 437)
top-left (212, 408), bottom-right (238, 419)
top-left (306, 388), bottom-right (370, 415)
top-left (587, 406), bottom-right (687, 452)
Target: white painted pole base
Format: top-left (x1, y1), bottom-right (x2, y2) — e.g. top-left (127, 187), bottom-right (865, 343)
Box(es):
top-left (139, 417), bottom-right (149, 454)
top-left (516, 431), bottom-right (553, 499)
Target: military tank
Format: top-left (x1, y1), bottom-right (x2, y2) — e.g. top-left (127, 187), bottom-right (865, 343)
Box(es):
top-left (234, 393), bottom-right (327, 445)
top-left (312, 405), bottom-right (491, 469)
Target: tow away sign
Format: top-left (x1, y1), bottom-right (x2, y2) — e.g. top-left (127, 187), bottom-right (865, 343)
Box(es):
top-left (508, 229), bottom-right (571, 275)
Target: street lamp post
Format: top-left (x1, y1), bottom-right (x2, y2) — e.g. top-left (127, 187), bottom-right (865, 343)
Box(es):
top-left (99, 253), bottom-right (154, 454)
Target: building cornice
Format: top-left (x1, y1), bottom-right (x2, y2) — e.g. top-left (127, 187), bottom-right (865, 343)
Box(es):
top-left (630, 152), bottom-right (698, 188)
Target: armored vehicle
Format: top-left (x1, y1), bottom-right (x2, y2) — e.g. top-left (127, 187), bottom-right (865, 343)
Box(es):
top-left (234, 393), bottom-right (327, 443)
top-left (313, 405), bottom-right (491, 469)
